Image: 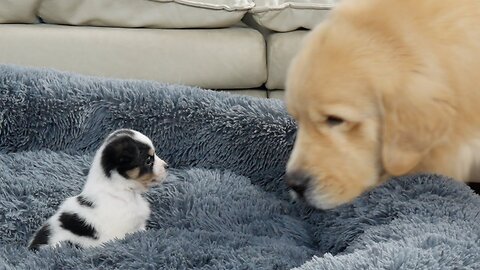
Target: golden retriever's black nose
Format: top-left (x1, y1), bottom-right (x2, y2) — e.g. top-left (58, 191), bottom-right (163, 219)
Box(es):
top-left (285, 171), bottom-right (311, 197)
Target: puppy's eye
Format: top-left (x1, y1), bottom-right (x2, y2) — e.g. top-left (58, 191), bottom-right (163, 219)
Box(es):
top-left (326, 115), bottom-right (344, 126)
top-left (145, 155), bottom-right (154, 166)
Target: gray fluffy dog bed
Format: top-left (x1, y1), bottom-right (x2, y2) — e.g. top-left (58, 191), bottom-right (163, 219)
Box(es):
top-left (0, 65), bottom-right (479, 269)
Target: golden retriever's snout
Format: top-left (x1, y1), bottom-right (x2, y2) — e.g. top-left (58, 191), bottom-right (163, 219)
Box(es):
top-left (285, 171), bottom-right (311, 198)
top-left (286, 169), bottom-right (368, 210)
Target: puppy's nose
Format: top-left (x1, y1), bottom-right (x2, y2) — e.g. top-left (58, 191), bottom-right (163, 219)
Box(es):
top-left (285, 171), bottom-right (311, 197)
top-left (164, 163), bottom-right (170, 169)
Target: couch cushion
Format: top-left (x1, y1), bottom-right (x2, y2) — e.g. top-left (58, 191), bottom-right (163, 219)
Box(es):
top-left (250, 0), bottom-right (336, 32)
top-left (0, 24), bottom-right (267, 89)
top-left (266, 31), bottom-right (307, 90)
top-left (269, 90), bottom-right (285, 100)
top-left (0, 0), bottom-right (40, 23)
top-left (38, 0), bottom-right (254, 28)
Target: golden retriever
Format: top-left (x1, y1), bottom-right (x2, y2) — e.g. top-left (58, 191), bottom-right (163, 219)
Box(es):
top-left (284, 0), bottom-right (480, 209)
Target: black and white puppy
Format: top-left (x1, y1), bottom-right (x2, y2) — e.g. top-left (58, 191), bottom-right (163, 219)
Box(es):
top-left (28, 129), bottom-right (168, 250)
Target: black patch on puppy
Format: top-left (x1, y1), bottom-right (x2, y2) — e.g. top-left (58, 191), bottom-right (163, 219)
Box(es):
top-left (101, 136), bottom-right (154, 179)
top-left (77, 195), bottom-right (94, 208)
top-left (28, 224), bottom-right (51, 250)
top-left (59, 212), bottom-right (98, 239)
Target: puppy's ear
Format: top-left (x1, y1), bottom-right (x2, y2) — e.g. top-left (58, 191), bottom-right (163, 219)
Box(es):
top-left (112, 138), bottom-right (139, 164)
top-left (101, 137), bottom-right (139, 176)
top-left (381, 74), bottom-right (455, 175)
top-left (117, 150), bottom-right (136, 165)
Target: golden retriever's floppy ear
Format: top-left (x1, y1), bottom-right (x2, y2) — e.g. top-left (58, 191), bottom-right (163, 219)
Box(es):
top-left (381, 74), bottom-right (455, 176)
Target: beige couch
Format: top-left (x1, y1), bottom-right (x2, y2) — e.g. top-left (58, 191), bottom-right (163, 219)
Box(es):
top-left (0, 0), bottom-right (336, 98)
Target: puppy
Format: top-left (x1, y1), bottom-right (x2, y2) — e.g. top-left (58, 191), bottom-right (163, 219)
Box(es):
top-left (285, 0), bottom-right (480, 209)
top-left (28, 129), bottom-right (168, 250)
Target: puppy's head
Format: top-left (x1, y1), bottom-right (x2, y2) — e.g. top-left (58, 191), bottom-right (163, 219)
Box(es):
top-left (99, 129), bottom-right (168, 190)
top-left (284, 6), bottom-right (455, 209)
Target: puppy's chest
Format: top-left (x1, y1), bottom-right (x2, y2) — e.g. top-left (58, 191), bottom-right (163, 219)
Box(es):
top-left (93, 194), bottom-right (150, 234)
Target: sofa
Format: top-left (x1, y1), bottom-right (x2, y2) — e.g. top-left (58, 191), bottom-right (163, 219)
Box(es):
top-left (0, 0), bottom-right (337, 99)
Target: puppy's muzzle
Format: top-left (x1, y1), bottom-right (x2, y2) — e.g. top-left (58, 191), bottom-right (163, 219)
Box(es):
top-left (149, 161), bottom-right (169, 185)
top-left (285, 171), bottom-right (312, 198)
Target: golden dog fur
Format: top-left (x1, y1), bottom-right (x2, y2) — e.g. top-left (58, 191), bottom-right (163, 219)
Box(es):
top-left (285, 0), bottom-right (480, 209)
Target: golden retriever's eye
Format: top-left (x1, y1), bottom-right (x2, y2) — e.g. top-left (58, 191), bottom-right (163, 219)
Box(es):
top-left (326, 115), bottom-right (345, 126)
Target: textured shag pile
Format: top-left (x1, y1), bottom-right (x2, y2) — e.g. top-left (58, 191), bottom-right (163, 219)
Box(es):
top-left (0, 65), bottom-right (479, 269)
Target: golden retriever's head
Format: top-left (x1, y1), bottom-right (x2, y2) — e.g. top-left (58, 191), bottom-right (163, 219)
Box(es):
top-left (285, 8), bottom-right (455, 209)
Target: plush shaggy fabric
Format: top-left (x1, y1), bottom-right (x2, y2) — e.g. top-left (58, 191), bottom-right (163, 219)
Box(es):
top-left (0, 64), bottom-right (479, 269)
